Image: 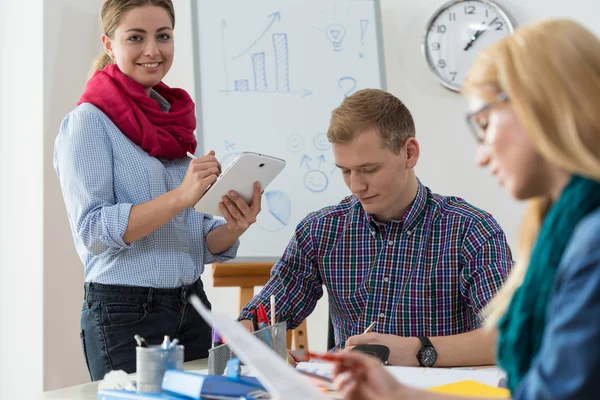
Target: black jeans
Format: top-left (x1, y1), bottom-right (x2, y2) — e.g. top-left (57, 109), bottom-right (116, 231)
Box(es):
top-left (80, 279), bottom-right (212, 381)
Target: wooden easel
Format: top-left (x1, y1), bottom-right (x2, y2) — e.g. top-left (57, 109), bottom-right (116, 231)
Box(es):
top-left (211, 260), bottom-right (309, 351)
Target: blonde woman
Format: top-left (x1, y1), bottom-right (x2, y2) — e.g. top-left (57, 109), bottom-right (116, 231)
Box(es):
top-left (330, 18), bottom-right (600, 400)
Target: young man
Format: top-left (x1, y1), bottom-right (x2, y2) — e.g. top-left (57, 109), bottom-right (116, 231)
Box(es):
top-left (240, 89), bottom-right (512, 367)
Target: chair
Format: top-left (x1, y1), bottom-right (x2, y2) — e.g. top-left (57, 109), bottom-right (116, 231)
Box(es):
top-left (211, 261), bottom-right (309, 351)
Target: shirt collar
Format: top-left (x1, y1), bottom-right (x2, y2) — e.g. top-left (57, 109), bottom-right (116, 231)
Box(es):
top-left (150, 89), bottom-right (171, 112)
top-left (354, 178), bottom-right (428, 233)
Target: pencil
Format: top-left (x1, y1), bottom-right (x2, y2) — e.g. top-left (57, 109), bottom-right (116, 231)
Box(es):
top-left (363, 321), bottom-right (377, 334)
top-left (270, 295), bottom-right (276, 326)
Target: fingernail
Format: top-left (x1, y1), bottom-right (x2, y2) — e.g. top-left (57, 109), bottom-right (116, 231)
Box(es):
top-left (229, 191), bottom-right (236, 197)
top-left (222, 196), bottom-right (227, 202)
top-left (255, 182), bottom-right (260, 188)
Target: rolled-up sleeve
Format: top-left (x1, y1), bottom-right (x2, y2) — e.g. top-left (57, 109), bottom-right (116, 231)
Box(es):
top-left (201, 217), bottom-right (239, 264)
top-left (53, 109), bottom-right (133, 255)
top-left (239, 216), bottom-right (323, 329)
top-left (460, 216), bottom-right (513, 317)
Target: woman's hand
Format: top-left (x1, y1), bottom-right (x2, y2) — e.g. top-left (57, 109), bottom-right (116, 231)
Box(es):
top-left (219, 182), bottom-right (262, 234)
top-left (330, 351), bottom-right (410, 400)
top-left (177, 150), bottom-right (222, 208)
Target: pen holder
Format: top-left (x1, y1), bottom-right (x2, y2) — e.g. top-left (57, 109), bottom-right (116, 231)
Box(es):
top-left (208, 322), bottom-right (286, 375)
top-left (136, 345), bottom-right (184, 393)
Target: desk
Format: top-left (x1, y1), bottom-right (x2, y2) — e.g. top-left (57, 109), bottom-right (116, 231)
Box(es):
top-left (40, 359), bottom-right (208, 400)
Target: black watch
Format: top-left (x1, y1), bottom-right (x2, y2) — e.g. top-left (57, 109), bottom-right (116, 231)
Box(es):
top-left (416, 336), bottom-right (437, 367)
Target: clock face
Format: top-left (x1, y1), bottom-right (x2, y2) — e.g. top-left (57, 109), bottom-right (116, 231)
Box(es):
top-left (423, 0), bottom-right (514, 92)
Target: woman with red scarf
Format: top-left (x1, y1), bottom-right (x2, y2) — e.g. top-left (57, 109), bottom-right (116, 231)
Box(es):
top-left (53, 0), bottom-right (261, 381)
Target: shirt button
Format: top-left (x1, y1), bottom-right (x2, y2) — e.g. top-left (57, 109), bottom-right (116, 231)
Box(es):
top-left (379, 313), bottom-right (385, 318)
top-left (183, 247), bottom-right (189, 253)
top-left (177, 216), bottom-right (184, 222)
top-left (383, 277), bottom-right (389, 283)
top-left (406, 230), bottom-right (412, 236)
top-left (388, 240), bottom-right (393, 246)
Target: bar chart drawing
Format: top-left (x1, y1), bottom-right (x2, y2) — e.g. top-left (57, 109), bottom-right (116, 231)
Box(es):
top-left (227, 33), bottom-right (291, 94)
top-left (273, 33), bottom-right (290, 91)
top-left (221, 25), bottom-right (311, 96)
top-left (251, 52), bottom-right (267, 90)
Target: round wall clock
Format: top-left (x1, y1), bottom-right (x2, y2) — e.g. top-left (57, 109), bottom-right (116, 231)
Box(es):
top-left (422, 0), bottom-right (514, 92)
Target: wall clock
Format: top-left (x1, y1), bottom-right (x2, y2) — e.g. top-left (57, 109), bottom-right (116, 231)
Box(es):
top-left (423, 0), bottom-right (514, 92)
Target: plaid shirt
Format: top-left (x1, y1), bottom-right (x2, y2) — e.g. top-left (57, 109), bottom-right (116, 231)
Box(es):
top-left (240, 180), bottom-right (512, 347)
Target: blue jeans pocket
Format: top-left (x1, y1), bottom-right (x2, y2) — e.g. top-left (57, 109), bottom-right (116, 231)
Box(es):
top-left (102, 303), bottom-right (149, 331)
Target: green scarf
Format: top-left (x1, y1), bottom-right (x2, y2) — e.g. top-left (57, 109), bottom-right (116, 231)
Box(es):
top-left (497, 175), bottom-right (600, 393)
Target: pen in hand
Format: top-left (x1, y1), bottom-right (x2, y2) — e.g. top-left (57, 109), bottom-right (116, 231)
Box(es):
top-left (363, 321), bottom-right (377, 334)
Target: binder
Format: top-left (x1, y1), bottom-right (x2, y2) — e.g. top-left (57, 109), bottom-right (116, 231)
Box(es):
top-left (97, 389), bottom-right (183, 400)
top-left (161, 369), bottom-right (267, 399)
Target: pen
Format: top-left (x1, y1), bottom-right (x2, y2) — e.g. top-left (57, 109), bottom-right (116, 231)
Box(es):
top-left (169, 338), bottom-right (179, 349)
top-left (134, 334), bottom-right (148, 348)
top-left (186, 151), bottom-right (196, 159)
top-left (212, 328), bottom-right (222, 348)
top-left (251, 309), bottom-right (259, 331)
top-left (270, 295), bottom-right (276, 326)
top-left (363, 321), bottom-right (377, 334)
top-left (162, 335), bottom-right (171, 349)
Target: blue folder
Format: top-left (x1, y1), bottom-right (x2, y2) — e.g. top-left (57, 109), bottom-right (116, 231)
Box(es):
top-left (97, 390), bottom-right (183, 400)
top-left (161, 370), bottom-right (267, 399)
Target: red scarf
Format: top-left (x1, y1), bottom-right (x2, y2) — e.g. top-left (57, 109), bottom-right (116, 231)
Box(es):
top-left (78, 64), bottom-right (197, 159)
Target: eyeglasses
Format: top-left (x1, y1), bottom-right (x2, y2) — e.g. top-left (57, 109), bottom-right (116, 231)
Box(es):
top-left (465, 92), bottom-right (509, 143)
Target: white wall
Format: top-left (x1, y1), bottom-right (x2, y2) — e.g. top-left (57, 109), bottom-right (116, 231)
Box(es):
top-left (0, 1), bottom-right (45, 398)
top-left (43, 0), bottom-right (104, 391)
top-left (3, 0), bottom-right (600, 394)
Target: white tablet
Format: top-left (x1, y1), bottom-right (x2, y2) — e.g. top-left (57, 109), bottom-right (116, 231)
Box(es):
top-left (194, 152), bottom-right (286, 216)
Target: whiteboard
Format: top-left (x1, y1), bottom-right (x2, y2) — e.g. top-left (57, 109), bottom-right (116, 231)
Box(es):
top-left (192, 0), bottom-right (386, 257)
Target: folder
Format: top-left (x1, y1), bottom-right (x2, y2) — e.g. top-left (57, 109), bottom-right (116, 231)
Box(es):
top-left (97, 389), bottom-right (184, 400)
top-left (161, 370), bottom-right (267, 399)
top-left (427, 380), bottom-right (510, 398)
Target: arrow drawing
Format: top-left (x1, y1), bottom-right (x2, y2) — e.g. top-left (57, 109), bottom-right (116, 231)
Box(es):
top-left (300, 154), bottom-right (312, 171)
top-left (232, 12), bottom-right (281, 60)
top-left (317, 154), bottom-right (326, 167)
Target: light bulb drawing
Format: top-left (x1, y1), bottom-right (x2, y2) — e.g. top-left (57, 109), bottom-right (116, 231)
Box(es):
top-left (325, 23), bottom-right (347, 52)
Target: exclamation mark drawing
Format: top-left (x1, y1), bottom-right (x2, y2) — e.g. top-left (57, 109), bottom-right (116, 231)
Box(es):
top-left (359, 19), bottom-right (369, 58)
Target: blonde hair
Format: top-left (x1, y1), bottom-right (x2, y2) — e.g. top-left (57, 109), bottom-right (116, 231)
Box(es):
top-left (327, 88), bottom-right (416, 153)
top-left (90, 0), bottom-right (175, 74)
top-left (463, 19), bottom-right (600, 326)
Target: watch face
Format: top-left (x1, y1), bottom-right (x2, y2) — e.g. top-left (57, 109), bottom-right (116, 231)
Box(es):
top-left (420, 347), bottom-right (438, 367)
top-left (422, 0), bottom-right (514, 92)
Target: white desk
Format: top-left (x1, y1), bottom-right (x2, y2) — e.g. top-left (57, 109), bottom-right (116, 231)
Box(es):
top-left (40, 359), bottom-right (208, 400)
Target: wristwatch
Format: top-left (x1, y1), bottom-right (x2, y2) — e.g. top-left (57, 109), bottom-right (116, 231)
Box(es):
top-left (416, 336), bottom-right (437, 367)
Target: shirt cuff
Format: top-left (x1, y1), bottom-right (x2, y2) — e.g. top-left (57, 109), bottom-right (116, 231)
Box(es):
top-left (101, 202), bottom-right (133, 249)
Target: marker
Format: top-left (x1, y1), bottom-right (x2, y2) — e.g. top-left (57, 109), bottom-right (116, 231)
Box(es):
top-left (134, 334), bottom-right (148, 348)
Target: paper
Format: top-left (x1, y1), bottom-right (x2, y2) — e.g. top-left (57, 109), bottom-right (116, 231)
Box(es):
top-left (428, 380), bottom-right (510, 398)
top-left (296, 362), bottom-right (506, 390)
top-left (189, 295), bottom-right (328, 400)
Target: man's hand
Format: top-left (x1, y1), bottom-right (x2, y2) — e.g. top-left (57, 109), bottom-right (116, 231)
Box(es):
top-left (345, 333), bottom-right (421, 366)
top-left (239, 319), bottom-right (254, 331)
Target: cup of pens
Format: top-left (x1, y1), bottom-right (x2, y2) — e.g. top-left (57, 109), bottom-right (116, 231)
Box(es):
top-left (135, 335), bottom-right (184, 393)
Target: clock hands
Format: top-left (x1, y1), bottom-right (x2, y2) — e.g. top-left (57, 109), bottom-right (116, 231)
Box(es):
top-left (463, 16), bottom-right (498, 51)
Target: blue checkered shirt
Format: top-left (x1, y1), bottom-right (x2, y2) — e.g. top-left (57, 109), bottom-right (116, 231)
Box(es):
top-left (53, 91), bottom-right (238, 288)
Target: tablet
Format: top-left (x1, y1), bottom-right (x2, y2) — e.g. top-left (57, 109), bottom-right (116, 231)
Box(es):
top-left (194, 152), bottom-right (286, 216)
